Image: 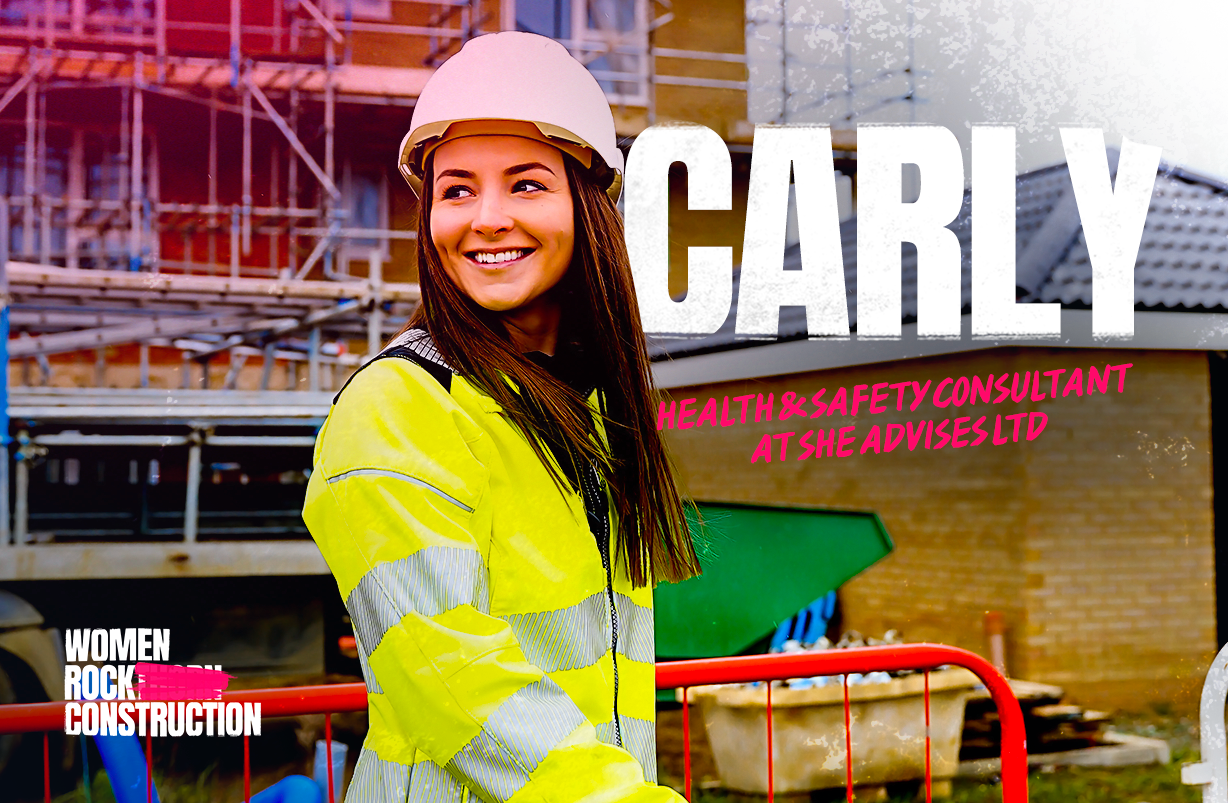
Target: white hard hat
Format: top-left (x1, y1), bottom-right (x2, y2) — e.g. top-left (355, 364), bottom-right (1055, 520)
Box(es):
top-left (398, 32), bottom-right (624, 202)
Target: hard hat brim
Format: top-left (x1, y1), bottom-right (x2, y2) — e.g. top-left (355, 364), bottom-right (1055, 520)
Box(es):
top-left (398, 118), bottom-right (622, 203)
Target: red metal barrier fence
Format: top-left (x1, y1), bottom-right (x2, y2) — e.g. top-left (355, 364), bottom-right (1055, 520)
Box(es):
top-left (0, 643), bottom-right (1027, 803)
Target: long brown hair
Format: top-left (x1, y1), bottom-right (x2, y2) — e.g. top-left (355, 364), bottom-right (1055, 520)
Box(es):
top-left (401, 151), bottom-right (701, 588)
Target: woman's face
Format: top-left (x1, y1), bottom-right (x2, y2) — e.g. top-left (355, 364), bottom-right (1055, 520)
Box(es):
top-left (430, 135), bottom-right (575, 315)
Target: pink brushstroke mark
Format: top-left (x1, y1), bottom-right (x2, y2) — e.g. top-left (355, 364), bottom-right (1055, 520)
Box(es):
top-left (135, 662), bottom-right (234, 701)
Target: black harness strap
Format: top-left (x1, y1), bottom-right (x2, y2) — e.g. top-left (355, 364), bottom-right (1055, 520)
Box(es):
top-left (331, 345), bottom-right (453, 406)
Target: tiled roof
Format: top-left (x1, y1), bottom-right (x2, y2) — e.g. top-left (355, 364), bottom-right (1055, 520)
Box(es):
top-left (650, 162), bottom-right (1228, 359)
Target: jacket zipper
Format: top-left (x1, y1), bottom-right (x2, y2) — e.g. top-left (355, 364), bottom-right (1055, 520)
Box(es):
top-left (584, 459), bottom-right (622, 749)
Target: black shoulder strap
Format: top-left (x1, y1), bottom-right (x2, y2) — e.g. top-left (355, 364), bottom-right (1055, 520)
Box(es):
top-left (332, 346), bottom-right (453, 406)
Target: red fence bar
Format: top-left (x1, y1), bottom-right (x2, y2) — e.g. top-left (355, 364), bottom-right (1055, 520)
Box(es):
top-left (843, 673), bottom-right (853, 803)
top-left (42, 731), bottom-right (50, 803)
top-left (657, 643), bottom-right (1028, 803)
top-left (145, 731), bottom-right (152, 803)
top-left (244, 731), bottom-right (252, 803)
top-left (0, 683), bottom-right (371, 734)
top-left (325, 712), bottom-right (335, 803)
top-left (681, 685), bottom-right (692, 802)
top-left (0, 644), bottom-right (1026, 803)
top-left (925, 669), bottom-right (933, 803)
top-left (765, 681), bottom-right (774, 803)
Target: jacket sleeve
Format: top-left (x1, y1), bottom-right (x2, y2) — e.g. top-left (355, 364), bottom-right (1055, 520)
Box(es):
top-left (304, 359), bottom-right (684, 803)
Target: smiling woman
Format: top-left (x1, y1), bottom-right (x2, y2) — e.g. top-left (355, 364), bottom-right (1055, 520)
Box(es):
top-left (303, 30), bottom-right (701, 803)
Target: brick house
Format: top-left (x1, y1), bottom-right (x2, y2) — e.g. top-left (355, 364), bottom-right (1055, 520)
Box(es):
top-left (650, 159), bottom-right (1228, 710)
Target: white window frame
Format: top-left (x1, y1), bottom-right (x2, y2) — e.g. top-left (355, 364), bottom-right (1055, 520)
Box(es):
top-left (337, 158), bottom-right (391, 271)
top-left (567, 0), bottom-right (649, 107)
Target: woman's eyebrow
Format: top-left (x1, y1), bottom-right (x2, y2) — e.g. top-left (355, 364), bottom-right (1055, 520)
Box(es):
top-left (505, 162), bottom-right (556, 177)
top-left (436, 168), bottom-right (475, 181)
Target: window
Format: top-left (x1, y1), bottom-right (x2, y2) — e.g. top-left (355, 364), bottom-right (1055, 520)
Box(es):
top-left (64, 458), bottom-right (80, 486)
top-left (517, 0), bottom-right (648, 104)
top-left (0, 121), bottom-right (156, 270)
top-left (0, 125), bottom-right (70, 264)
top-left (517, 0), bottom-right (572, 40)
top-left (321, 0), bottom-right (391, 21)
top-left (85, 0), bottom-right (154, 19)
top-left (2, 0), bottom-right (157, 39)
top-left (81, 130), bottom-right (152, 270)
top-left (1, 1), bottom-right (68, 25)
top-left (337, 159), bottom-right (389, 271)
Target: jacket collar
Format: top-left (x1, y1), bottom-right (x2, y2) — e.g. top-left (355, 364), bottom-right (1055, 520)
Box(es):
top-left (383, 327), bottom-right (455, 373)
top-left (395, 323), bottom-right (601, 397)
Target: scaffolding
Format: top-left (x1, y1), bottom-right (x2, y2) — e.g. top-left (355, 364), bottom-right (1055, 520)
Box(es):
top-left (0, 0), bottom-right (754, 558)
top-left (0, 1), bottom-right (752, 388)
top-left (745, 0), bottom-right (923, 133)
top-left (0, 6), bottom-right (475, 411)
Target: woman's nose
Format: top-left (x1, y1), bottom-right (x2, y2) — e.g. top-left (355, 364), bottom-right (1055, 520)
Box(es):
top-left (471, 191), bottom-right (514, 236)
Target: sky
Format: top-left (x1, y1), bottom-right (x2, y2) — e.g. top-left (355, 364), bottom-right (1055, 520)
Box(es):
top-left (745, 0), bottom-right (1228, 182)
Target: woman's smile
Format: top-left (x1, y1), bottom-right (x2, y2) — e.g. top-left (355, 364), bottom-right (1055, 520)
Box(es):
top-left (466, 247), bottom-right (533, 266)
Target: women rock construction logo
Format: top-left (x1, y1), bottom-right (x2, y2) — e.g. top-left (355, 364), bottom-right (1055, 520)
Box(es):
top-left (61, 628), bottom-right (261, 737)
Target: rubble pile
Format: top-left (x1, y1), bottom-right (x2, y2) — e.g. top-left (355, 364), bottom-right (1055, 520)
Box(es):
top-left (961, 678), bottom-right (1110, 760)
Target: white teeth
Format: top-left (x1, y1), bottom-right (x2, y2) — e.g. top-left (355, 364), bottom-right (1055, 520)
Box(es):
top-left (473, 249), bottom-right (526, 264)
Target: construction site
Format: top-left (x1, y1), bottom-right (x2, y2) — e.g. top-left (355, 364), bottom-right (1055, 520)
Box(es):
top-left (4, 2), bottom-right (1217, 802)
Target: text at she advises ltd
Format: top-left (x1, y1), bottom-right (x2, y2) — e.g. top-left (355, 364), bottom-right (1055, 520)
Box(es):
top-left (656, 363), bottom-right (1133, 462)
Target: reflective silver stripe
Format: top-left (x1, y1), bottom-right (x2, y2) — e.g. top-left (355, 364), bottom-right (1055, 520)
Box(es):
top-left (327, 467), bottom-right (474, 513)
top-left (500, 592), bottom-right (609, 672)
top-left (622, 715), bottom-right (659, 783)
top-left (347, 546), bottom-right (490, 655)
top-left (355, 647), bottom-right (383, 694)
top-left (595, 717), bottom-right (656, 782)
top-left (613, 593), bottom-right (655, 664)
top-left (447, 730), bottom-right (527, 802)
top-left (446, 676), bottom-right (587, 802)
top-left (408, 759), bottom-right (467, 803)
top-left (594, 718), bottom-right (617, 746)
top-left (348, 747), bottom-right (412, 803)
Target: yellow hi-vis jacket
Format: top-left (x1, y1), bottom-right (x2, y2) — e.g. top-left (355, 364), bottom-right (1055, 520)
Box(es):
top-left (304, 329), bottom-right (678, 803)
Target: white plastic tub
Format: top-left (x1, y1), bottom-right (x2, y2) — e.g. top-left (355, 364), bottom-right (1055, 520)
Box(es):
top-left (685, 668), bottom-right (980, 794)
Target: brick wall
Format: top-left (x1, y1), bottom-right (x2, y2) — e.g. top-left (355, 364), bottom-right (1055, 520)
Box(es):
top-left (660, 346), bottom-right (1215, 710)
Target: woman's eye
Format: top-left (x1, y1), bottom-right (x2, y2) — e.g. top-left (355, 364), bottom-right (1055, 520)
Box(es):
top-left (440, 184), bottom-right (474, 200)
top-left (513, 179), bottom-right (547, 193)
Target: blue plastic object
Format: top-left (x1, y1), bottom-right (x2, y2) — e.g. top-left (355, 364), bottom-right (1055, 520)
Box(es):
top-left (770, 590), bottom-right (838, 651)
top-left (313, 740), bottom-right (348, 802)
top-left (80, 732), bottom-right (93, 803)
top-left (93, 732), bottom-right (321, 803)
top-left (1, 304), bottom-right (9, 447)
top-left (93, 734), bottom-right (161, 803)
top-left (248, 775), bottom-right (323, 803)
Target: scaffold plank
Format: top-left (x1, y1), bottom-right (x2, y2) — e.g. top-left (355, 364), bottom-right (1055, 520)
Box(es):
top-left (0, 542), bottom-right (329, 580)
top-left (6, 261), bottom-right (420, 303)
top-left (0, 47), bottom-right (432, 99)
